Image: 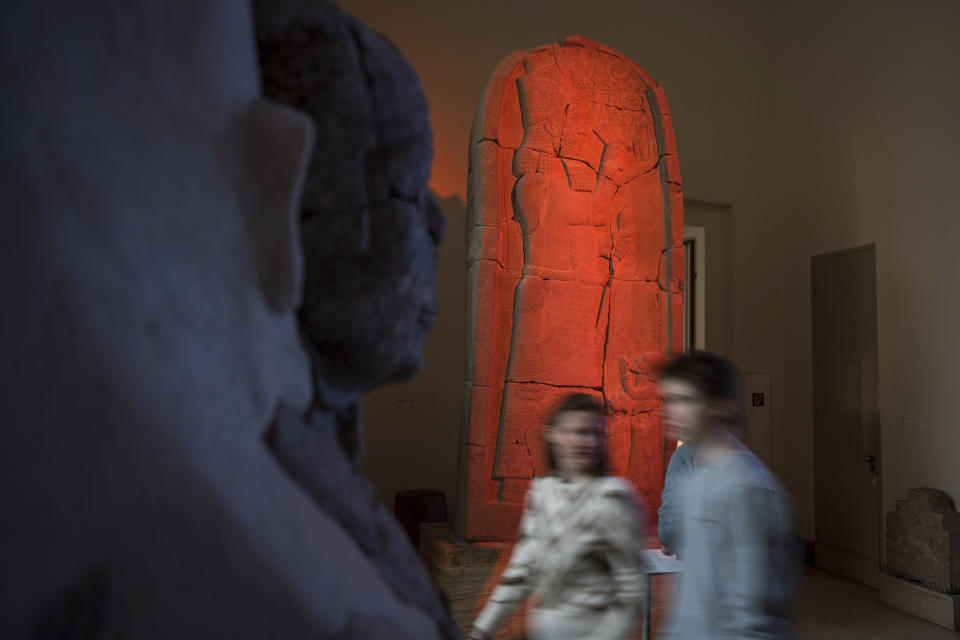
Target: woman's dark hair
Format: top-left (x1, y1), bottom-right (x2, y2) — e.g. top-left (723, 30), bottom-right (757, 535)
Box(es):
top-left (543, 393), bottom-right (608, 476)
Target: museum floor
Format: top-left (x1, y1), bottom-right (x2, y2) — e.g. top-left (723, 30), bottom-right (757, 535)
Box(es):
top-left (796, 567), bottom-right (958, 639)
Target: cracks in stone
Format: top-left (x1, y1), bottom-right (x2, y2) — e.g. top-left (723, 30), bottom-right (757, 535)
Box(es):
top-left (550, 45), bottom-right (576, 95)
top-left (557, 102), bottom-right (571, 158)
top-left (522, 430), bottom-right (535, 478)
top-left (551, 45), bottom-right (563, 73)
top-left (473, 54), bottom-right (679, 498)
top-left (595, 279), bottom-right (609, 330)
top-left (610, 408), bottom-right (657, 419)
top-left (610, 275), bottom-right (661, 284)
top-left (491, 180), bottom-right (530, 498)
top-left (471, 255), bottom-right (520, 277)
top-left (560, 157), bottom-right (592, 192)
top-left (598, 198), bottom-right (617, 414)
top-left (478, 137), bottom-right (518, 151)
top-left (518, 271), bottom-right (609, 288)
top-left (656, 248), bottom-right (681, 293)
top-left (652, 150), bottom-right (682, 186)
top-left (600, 175), bottom-right (621, 200)
top-left (579, 97), bottom-right (646, 114)
top-left (616, 161), bottom-right (661, 190)
top-left (599, 292), bottom-right (613, 414)
top-left (503, 380), bottom-right (603, 391)
top-left (559, 153), bottom-right (600, 177)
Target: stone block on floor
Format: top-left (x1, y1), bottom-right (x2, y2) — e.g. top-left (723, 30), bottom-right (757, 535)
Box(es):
top-left (886, 488), bottom-right (960, 595)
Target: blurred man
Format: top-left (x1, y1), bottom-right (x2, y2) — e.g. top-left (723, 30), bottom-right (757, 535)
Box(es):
top-left (658, 352), bottom-right (799, 639)
top-left (658, 441), bottom-right (695, 557)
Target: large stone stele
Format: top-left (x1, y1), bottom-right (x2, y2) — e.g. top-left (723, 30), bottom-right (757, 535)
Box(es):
top-left (457, 34), bottom-right (684, 543)
top-left (886, 488), bottom-right (960, 594)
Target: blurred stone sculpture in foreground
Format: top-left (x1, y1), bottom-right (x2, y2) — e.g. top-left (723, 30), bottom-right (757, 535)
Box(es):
top-left (256, 0), bottom-right (456, 637)
top-left (0, 0), bottom-right (454, 637)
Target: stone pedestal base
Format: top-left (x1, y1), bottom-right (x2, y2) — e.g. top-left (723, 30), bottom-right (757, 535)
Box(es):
top-left (419, 523), bottom-right (676, 639)
top-left (879, 572), bottom-right (960, 631)
top-left (419, 523), bottom-right (522, 639)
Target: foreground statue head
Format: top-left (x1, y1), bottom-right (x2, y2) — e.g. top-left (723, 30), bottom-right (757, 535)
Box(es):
top-left (0, 1), bottom-right (454, 637)
top-left (257, 0), bottom-right (444, 403)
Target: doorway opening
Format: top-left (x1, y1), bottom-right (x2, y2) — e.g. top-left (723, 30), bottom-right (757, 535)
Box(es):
top-left (682, 225), bottom-right (705, 352)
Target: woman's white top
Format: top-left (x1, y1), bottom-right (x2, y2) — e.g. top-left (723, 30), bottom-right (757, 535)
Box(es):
top-left (473, 474), bottom-right (649, 635)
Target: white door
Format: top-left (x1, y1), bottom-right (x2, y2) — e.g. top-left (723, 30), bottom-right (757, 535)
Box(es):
top-left (811, 245), bottom-right (882, 587)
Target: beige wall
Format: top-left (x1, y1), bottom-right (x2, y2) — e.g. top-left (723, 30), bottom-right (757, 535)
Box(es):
top-left (341, 0), bottom-right (960, 538)
top-left (778, 0), bottom-right (960, 536)
top-left (342, 0), bottom-right (787, 522)
top-left (344, 0), bottom-right (960, 543)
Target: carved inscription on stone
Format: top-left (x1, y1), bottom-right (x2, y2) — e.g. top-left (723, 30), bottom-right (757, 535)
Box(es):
top-left (459, 37), bottom-right (684, 541)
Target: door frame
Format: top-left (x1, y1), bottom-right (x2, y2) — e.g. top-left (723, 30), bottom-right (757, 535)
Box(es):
top-left (682, 225), bottom-right (706, 351)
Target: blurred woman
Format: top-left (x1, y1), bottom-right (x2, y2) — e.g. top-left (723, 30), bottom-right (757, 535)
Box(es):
top-left (468, 393), bottom-right (648, 640)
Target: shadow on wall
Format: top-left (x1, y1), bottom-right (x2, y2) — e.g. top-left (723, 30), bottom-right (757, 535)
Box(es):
top-left (358, 192), bottom-right (467, 518)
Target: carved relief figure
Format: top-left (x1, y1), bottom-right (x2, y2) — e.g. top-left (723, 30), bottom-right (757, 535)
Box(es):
top-left (459, 37), bottom-right (683, 541)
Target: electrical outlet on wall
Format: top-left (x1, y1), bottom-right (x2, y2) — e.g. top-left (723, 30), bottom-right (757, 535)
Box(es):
top-left (743, 373), bottom-right (772, 467)
top-left (898, 417), bottom-right (926, 431)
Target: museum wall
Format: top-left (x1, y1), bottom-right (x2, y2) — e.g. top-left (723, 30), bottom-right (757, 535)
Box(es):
top-left (349, 0), bottom-right (960, 546)
top-left (343, 0), bottom-right (788, 528)
top-left (777, 0), bottom-right (960, 534)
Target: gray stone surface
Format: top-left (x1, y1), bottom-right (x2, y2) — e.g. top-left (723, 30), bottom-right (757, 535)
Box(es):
top-left (886, 488), bottom-right (960, 594)
top-left (256, 2), bottom-right (456, 637)
top-left (0, 0), bottom-right (454, 637)
top-left (256, 0), bottom-right (445, 404)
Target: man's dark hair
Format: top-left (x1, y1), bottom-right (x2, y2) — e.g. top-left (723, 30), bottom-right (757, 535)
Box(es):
top-left (543, 393), bottom-right (608, 476)
top-left (658, 351), bottom-right (742, 402)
